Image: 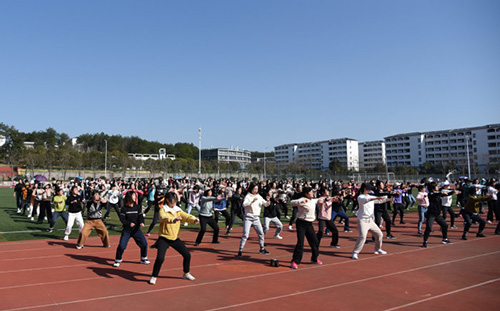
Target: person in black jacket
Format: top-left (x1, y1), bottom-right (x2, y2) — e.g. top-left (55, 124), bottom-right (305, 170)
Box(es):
top-left (113, 191), bottom-right (150, 267)
top-left (64, 186), bottom-right (85, 241)
top-left (373, 180), bottom-right (396, 239)
top-left (422, 182), bottom-right (456, 248)
top-left (226, 186), bottom-right (244, 235)
top-left (76, 191), bottom-right (110, 249)
top-left (263, 189), bottom-right (283, 239)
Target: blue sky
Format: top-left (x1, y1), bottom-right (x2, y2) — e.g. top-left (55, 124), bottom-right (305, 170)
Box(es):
top-left (1, 0), bottom-right (499, 152)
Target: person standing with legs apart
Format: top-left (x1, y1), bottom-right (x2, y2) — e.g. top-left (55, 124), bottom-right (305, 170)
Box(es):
top-left (149, 192), bottom-right (199, 285)
top-left (461, 187), bottom-right (492, 240)
top-left (76, 192), bottom-right (110, 249)
top-left (374, 181), bottom-right (396, 239)
top-left (195, 189), bottom-right (223, 246)
top-left (352, 183), bottom-right (392, 260)
top-left (441, 182), bottom-right (457, 229)
top-left (290, 186), bottom-right (324, 269)
top-left (49, 188), bottom-right (68, 234)
top-left (64, 186), bottom-right (85, 241)
top-left (422, 182), bottom-right (456, 248)
top-left (227, 186), bottom-right (244, 235)
top-left (113, 191), bottom-right (150, 267)
top-left (262, 189), bottom-right (283, 240)
top-left (237, 183), bottom-right (270, 257)
top-left (316, 188), bottom-right (341, 248)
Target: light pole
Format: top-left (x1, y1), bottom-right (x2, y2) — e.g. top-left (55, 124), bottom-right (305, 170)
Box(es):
top-left (104, 139), bottom-right (108, 179)
top-left (264, 147), bottom-right (267, 179)
top-left (198, 127), bottom-right (202, 175)
top-left (465, 135), bottom-right (471, 179)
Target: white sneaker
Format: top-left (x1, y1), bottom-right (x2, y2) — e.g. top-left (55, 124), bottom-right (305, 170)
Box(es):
top-left (63, 235), bottom-right (69, 241)
top-left (76, 245), bottom-right (84, 249)
top-left (149, 277), bottom-right (157, 285)
top-left (273, 235), bottom-right (283, 239)
top-left (30, 217), bottom-right (34, 221)
top-left (113, 262), bottom-right (121, 267)
top-left (140, 260), bottom-right (151, 265)
top-left (182, 273), bottom-right (195, 281)
top-left (184, 222), bottom-right (188, 227)
top-left (288, 225), bottom-right (293, 230)
top-left (17, 209), bottom-right (21, 213)
top-left (352, 253), bottom-right (358, 260)
top-left (374, 249), bottom-right (387, 255)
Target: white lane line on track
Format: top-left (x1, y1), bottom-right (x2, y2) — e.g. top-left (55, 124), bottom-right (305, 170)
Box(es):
top-left (383, 278), bottom-right (500, 311)
top-left (1, 249), bottom-right (499, 311)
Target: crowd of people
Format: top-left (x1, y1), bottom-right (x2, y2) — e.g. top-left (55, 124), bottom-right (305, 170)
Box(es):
top-left (11, 175), bottom-right (500, 284)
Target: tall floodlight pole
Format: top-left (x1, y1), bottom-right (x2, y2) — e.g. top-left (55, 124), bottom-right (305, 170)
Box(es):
top-left (104, 140), bottom-right (108, 179)
top-left (198, 127), bottom-right (202, 175)
top-left (264, 147), bottom-right (267, 179)
top-left (466, 135), bottom-right (471, 179)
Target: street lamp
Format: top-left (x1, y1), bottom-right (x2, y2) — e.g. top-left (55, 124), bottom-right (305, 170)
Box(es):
top-left (264, 147), bottom-right (267, 179)
top-left (465, 135), bottom-right (471, 179)
top-left (104, 140), bottom-right (108, 179)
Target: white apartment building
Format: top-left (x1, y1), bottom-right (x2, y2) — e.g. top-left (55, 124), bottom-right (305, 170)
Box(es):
top-left (274, 138), bottom-right (359, 171)
top-left (359, 140), bottom-right (386, 170)
top-left (385, 124), bottom-right (500, 171)
top-left (201, 147), bottom-right (251, 166)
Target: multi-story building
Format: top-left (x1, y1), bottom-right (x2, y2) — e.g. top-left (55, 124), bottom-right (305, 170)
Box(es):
top-left (385, 124), bottom-right (500, 171)
top-left (274, 138), bottom-right (359, 171)
top-left (359, 140), bottom-right (386, 170)
top-left (201, 147), bottom-right (251, 166)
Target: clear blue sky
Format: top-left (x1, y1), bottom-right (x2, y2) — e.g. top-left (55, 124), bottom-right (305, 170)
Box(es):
top-left (1, 0), bottom-right (499, 152)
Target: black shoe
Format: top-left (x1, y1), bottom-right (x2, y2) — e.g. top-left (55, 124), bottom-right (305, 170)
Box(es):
top-left (442, 238), bottom-right (453, 244)
top-left (194, 242), bottom-right (200, 246)
top-left (386, 235), bottom-right (396, 239)
top-left (400, 221), bottom-right (406, 225)
top-left (259, 248), bottom-right (270, 255)
top-left (237, 250), bottom-right (242, 257)
top-left (462, 234), bottom-right (467, 240)
top-left (211, 241), bottom-right (220, 244)
top-left (422, 241), bottom-right (428, 248)
top-left (391, 222), bottom-right (396, 226)
top-left (495, 232), bottom-right (500, 235)
top-left (476, 233), bottom-right (486, 238)
top-left (418, 230), bottom-right (422, 235)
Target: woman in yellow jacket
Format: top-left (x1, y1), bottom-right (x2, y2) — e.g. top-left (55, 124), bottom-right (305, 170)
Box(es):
top-left (149, 192), bottom-right (199, 285)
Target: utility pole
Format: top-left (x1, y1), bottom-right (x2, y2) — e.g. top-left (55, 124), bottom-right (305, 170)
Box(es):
top-left (104, 140), bottom-right (108, 179)
top-left (198, 127), bottom-right (202, 175)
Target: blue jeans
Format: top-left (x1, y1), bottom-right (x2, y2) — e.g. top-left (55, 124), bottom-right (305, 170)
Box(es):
top-left (407, 194), bottom-right (416, 208)
top-left (51, 211), bottom-right (68, 228)
top-left (115, 227), bottom-right (148, 261)
top-left (418, 206), bottom-right (427, 231)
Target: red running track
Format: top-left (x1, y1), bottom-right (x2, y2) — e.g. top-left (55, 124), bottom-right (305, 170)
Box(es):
top-left (1, 213), bottom-right (500, 311)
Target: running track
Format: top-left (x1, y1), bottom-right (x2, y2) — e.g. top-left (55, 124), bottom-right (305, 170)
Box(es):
top-left (1, 213), bottom-right (499, 311)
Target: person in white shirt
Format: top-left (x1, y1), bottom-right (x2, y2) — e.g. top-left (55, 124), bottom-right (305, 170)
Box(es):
top-left (486, 179), bottom-right (498, 223)
top-left (352, 183), bottom-right (393, 260)
top-left (237, 183), bottom-right (270, 257)
top-left (290, 186), bottom-right (328, 269)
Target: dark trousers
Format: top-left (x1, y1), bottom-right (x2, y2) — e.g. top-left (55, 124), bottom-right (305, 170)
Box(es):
top-left (442, 206), bottom-right (455, 227)
top-left (423, 214), bottom-right (448, 241)
top-left (32, 200), bottom-right (40, 218)
top-left (37, 201), bottom-right (53, 224)
top-left (289, 206), bottom-right (298, 226)
top-left (375, 207), bottom-right (392, 235)
top-left (292, 219), bottom-right (319, 264)
top-left (152, 237), bottom-right (190, 277)
top-left (280, 201), bottom-right (288, 217)
top-left (147, 207), bottom-right (160, 234)
top-left (317, 219), bottom-right (339, 246)
top-left (463, 211), bottom-right (486, 234)
top-left (214, 210), bottom-right (231, 228)
top-left (227, 208), bottom-right (243, 233)
top-left (196, 215), bottom-right (219, 244)
top-left (104, 202), bottom-right (120, 219)
top-left (16, 194), bottom-right (21, 209)
top-left (487, 200), bottom-right (499, 222)
top-left (115, 227), bottom-right (148, 261)
top-left (51, 211), bottom-right (68, 228)
top-left (392, 203), bottom-right (405, 224)
top-left (20, 199), bottom-right (30, 216)
top-left (144, 200), bottom-right (155, 215)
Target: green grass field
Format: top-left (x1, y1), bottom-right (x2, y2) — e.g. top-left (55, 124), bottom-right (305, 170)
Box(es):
top-left (0, 188), bottom-right (203, 242)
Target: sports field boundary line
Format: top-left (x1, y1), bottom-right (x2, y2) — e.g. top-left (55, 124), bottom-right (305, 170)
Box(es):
top-left (1, 249), bottom-right (498, 311)
top-left (383, 278), bottom-right (500, 311)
